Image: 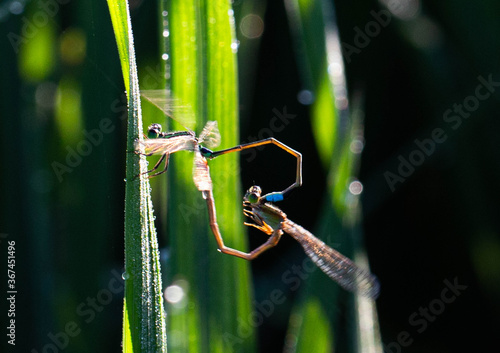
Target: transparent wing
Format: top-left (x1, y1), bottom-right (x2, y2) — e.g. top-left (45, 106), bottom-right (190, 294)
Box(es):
top-left (193, 149), bottom-right (212, 191)
top-left (283, 220), bottom-right (380, 299)
top-left (135, 135), bottom-right (197, 155)
top-left (198, 121), bottom-right (221, 148)
top-left (140, 90), bottom-right (195, 130)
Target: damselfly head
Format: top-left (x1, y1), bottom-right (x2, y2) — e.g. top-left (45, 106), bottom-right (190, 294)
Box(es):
top-left (244, 185), bottom-right (262, 204)
top-left (147, 123), bottom-right (163, 139)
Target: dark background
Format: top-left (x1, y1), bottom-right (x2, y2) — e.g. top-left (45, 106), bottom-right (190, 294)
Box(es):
top-left (241, 1), bottom-right (500, 350)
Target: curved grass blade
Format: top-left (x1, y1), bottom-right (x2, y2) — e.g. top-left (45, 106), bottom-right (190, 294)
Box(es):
top-left (283, 0), bottom-right (381, 352)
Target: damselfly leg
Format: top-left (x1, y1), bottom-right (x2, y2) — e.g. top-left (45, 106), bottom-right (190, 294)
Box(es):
top-left (207, 138), bottom-right (302, 201)
top-left (239, 185), bottom-right (380, 299)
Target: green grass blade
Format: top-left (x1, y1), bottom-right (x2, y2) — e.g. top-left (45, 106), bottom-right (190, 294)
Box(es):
top-left (163, 0), bottom-right (255, 352)
top-left (284, 0), bottom-right (381, 352)
top-left (107, 0), bottom-right (130, 92)
top-left (290, 298), bottom-right (333, 353)
top-left (106, 0), bottom-right (167, 351)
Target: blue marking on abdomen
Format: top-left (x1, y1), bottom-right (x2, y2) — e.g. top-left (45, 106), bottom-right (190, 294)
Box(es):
top-left (265, 193), bottom-right (284, 202)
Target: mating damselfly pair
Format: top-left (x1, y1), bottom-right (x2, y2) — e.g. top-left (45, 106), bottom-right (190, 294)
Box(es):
top-left (135, 90), bottom-right (380, 299)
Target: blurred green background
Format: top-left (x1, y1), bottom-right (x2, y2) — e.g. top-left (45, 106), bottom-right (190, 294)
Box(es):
top-left (1, 0), bottom-right (500, 352)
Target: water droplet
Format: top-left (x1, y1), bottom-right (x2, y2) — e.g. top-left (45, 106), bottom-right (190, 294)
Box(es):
top-left (162, 29), bottom-right (169, 38)
top-left (164, 279), bottom-right (189, 308)
top-left (9, 1), bottom-right (24, 15)
top-left (350, 139), bottom-right (364, 154)
top-left (382, 0), bottom-right (421, 20)
top-left (349, 180), bottom-right (363, 195)
top-left (162, 53), bottom-right (169, 61)
top-left (338, 97), bottom-right (349, 110)
top-left (327, 62), bottom-right (343, 77)
top-left (160, 247), bottom-right (170, 263)
top-left (230, 40), bottom-right (240, 53)
top-left (240, 14), bottom-right (264, 39)
top-left (297, 90), bottom-right (314, 105)
top-left (122, 272), bottom-right (130, 280)
top-left (165, 285), bottom-right (184, 304)
top-left (162, 10), bottom-right (168, 17)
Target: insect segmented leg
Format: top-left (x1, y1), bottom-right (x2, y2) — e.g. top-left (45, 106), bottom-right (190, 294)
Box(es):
top-left (141, 153), bottom-right (170, 178)
top-left (209, 138), bottom-right (302, 202)
top-left (204, 190), bottom-right (282, 260)
top-left (131, 152), bottom-right (170, 180)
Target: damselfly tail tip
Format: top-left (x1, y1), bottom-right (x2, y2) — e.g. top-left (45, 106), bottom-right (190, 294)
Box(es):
top-left (359, 274), bottom-right (380, 300)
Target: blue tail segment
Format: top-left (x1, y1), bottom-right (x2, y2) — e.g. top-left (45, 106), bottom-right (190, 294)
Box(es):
top-left (265, 193), bottom-right (284, 202)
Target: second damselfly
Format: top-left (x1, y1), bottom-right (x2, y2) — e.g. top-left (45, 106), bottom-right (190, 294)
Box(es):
top-left (135, 90), bottom-right (304, 257)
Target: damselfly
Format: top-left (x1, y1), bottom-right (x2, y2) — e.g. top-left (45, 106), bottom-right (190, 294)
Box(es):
top-left (135, 90), bottom-right (303, 199)
top-left (136, 90), bottom-right (305, 257)
top-left (239, 185), bottom-right (380, 299)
